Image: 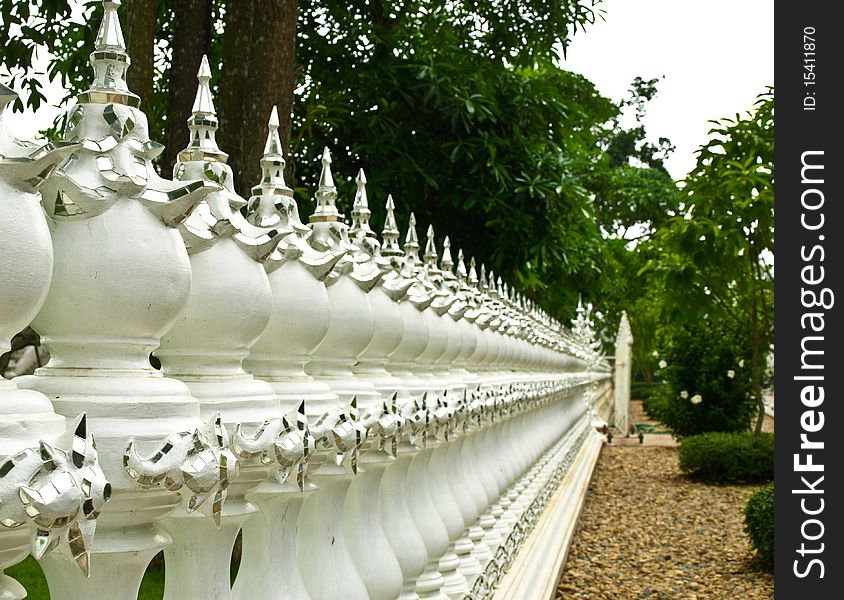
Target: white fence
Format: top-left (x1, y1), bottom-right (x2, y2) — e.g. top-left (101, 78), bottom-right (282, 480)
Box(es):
top-left (0, 3), bottom-right (612, 599)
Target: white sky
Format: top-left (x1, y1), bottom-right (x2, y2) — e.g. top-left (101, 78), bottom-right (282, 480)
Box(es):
top-left (561, 0), bottom-right (774, 180)
top-left (11, 0), bottom-right (774, 182)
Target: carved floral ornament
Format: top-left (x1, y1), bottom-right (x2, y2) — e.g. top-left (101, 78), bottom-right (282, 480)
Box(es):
top-left (0, 415), bottom-right (109, 576)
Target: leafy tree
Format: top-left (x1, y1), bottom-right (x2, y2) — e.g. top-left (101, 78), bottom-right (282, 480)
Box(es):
top-left (1, 0), bottom-right (679, 328)
top-left (647, 89), bottom-right (774, 434)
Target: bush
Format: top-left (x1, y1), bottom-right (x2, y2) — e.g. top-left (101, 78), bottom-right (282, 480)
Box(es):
top-left (631, 380), bottom-right (658, 400)
top-left (641, 386), bottom-right (669, 421)
top-left (657, 322), bottom-right (756, 437)
top-left (744, 482), bottom-right (774, 569)
top-left (678, 432), bottom-right (773, 483)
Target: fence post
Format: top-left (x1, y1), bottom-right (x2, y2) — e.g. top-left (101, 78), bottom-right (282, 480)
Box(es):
top-left (614, 311), bottom-right (633, 435)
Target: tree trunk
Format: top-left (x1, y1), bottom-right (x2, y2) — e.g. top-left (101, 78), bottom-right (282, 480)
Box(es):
top-left (124, 0), bottom-right (156, 107)
top-left (163, 0), bottom-right (213, 177)
top-left (218, 0), bottom-right (299, 198)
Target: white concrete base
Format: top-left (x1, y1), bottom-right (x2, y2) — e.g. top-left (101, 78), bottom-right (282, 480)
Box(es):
top-left (491, 428), bottom-right (603, 600)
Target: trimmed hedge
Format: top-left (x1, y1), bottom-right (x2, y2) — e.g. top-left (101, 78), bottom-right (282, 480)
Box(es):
top-left (744, 482), bottom-right (774, 569)
top-left (678, 432), bottom-right (773, 484)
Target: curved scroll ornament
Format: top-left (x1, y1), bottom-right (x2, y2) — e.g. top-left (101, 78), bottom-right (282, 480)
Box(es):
top-left (0, 414), bottom-right (110, 575)
top-left (404, 393), bottom-right (434, 450)
top-left (431, 394), bottom-right (456, 443)
top-left (123, 414), bottom-right (239, 525)
top-left (231, 400), bottom-right (315, 491)
top-left (361, 393), bottom-right (401, 459)
top-left (311, 397), bottom-right (369, 474)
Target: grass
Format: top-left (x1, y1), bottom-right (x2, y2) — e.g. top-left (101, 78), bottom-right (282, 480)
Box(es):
top-left (5, 541), bottom-right (242, 599)
top-left (5, 556), bottom-right (166, 600)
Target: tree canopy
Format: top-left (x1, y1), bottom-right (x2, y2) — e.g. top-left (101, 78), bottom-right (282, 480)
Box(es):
top-left (647, 89), bottom-right (774, 432)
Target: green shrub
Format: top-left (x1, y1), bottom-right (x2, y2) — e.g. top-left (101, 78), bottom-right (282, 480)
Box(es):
top-left (678, 431), bottom-right (773, 483)
top-left (641, 385), bottom-right (669, 421)
top-left (631, 381), bottom-right (655, 399)
top-left (744, 482), bottom-right (774, 569)
top-left (657, 322), bottom-right (756, 437)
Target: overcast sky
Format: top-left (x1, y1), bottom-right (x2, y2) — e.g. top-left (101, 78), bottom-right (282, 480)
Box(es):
top-left (561, 0), bottom-right (774, 179)
top-left (10, 0), bottom-right (773, 181)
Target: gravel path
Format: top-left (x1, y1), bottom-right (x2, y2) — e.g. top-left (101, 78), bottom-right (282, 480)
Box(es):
top-left (555, 444), bottom-right (774, 599)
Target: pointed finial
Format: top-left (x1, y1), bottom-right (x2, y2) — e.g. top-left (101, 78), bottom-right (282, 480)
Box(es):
top-left (423, 224), bottom-right (438, 268)
top-left (250, 106), bottom-right (292, 198)
top-left (320, 147), bottom-right (334, 186)
top-left (96, 1), bottom-right (126, 50)
top-left (403, 212), bottom-right (421, 265)
top-left (79, 0), bottom-right (139, 107)
top-left (455, 249), bottom-right (467, 280)
top-left (178, 55), bottom-right (228, 163)
top-left (440, 236), bottom-right (454, 272)
top-left (405, 213), bottom-right (419, 248)
top-left (480, 264), bottom-right (488, 289)
top-left (192, 55), bottom-right (215, 114)
top-left (311, 147), bottom-right (341, 222)
top-left (264, 107), bottom-right (283, 156)
top-left (468, 257), bottom-right (479, 285)
top-left (381, 194), bottom-right (402, 257)
top-left (350, 168), bottom-right (373, 237)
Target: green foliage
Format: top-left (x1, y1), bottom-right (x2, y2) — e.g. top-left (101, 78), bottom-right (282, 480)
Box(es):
top-left (630, 380), bottom-right (660, 400)
top-left (654, 90), bottom-right (773, 330)
top-left (3, 0), bottom-right (684, 330)
top-left (657, 321), bottom-right (756, 437)
top-left (648, 89), bottom-right (774, 432)
top-left (0, 0), bottom-right (182, 142)
top-left (636, 382), bottom-right (669, 421)
top-left (744, 482), bottom-right (775, 569)
top-left (293, 0), bottom-right (678, 321)
top-left (0, 0), bottom-right (93, 113)
top-left (678, 432), bottom-right (773, 484)
top-left (642, 393), bottom-right (668, 422)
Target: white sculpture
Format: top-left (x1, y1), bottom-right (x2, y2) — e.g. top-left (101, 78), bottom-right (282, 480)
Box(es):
top-left (16, 2), bottom-right (221, 597)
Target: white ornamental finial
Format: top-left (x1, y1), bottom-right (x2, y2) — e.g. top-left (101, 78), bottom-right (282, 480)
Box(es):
top-left (440, 236), bottom-right (454, 272)
top-left (250, 106), bottom-right (292, 198)
top-left (349, 168), bottom-right (373, 237)
top-left (455, 248), bottom-right (467, 280)
top-left (381, 194), bottom-right (402, 257)
top-left (80, 0), bottom-right (139, 107)
top-left (423, 224), bottom-right (438, 269)
top-left (311, 147), bottom-right (341, 222)
top-left (178, 55), bottom-right (227, 164)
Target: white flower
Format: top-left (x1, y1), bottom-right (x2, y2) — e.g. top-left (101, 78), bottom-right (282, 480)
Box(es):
top-left (652, 350), bottom-right (659, 358)
top-left (658, 360), bottom-right (667, 369)
top-left (738, 359), bottom-right (745, 368)
top-left (727, 370), bottom-right (735, 379)
top-left (680, 390), bottom-right (689, 399)
top-left (691, 394), bottom-right (703, 405)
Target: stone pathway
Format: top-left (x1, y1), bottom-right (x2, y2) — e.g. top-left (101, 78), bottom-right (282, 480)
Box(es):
top-left (556, 402), bottom-right (774, 599)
